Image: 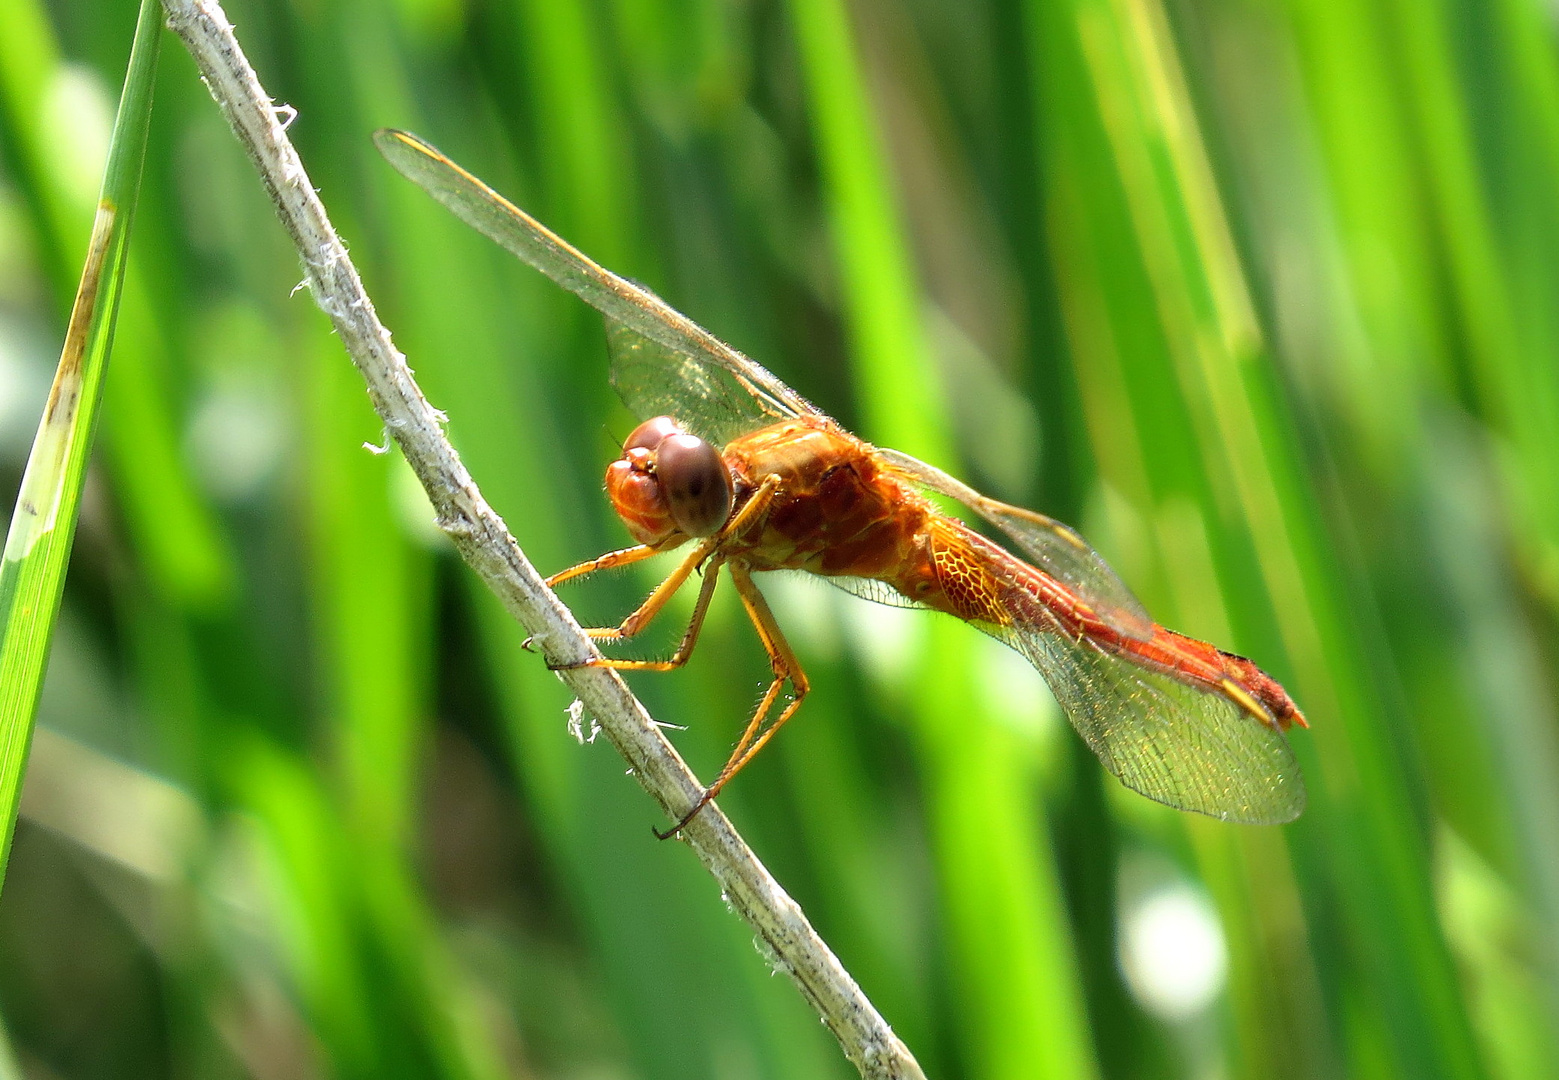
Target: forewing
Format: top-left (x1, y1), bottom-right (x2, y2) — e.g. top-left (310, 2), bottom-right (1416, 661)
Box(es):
top-left (823, 575), bottom-right (929, 610)
top-left (606, 322), bottom-right (801, 446)
top-left (879, 448), bottom-right (1154, 640)
top-left (991, 616), bottom-right (1304, 823)
top-left (375, 129), bottom-right (820, 441)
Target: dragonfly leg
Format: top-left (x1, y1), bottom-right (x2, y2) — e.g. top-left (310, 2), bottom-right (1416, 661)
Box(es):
top-left (553, 474), bottom-right (782, 672)
top-left (528, 545), bottom-right (665, 651)
top-left (550, 539), bottom-right (720, 669)
top-left (655, 561), bottom-right (809, 839)
top-left (571, 555), bottom-right (725, 673)
top-left (546, 544), bottom-right (660, 588)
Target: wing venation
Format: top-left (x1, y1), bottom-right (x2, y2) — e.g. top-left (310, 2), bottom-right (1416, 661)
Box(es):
top-left (376, 129), bottom-right (820, 442)
top-left (879, 448), bottom-right (1154, 641)
top-left (989, 612), bottom-right (1304, 823)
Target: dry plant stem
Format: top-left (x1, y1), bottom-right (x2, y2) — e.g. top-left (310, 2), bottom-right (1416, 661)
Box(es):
top-left (159, 1), bottom-right (926, 1077)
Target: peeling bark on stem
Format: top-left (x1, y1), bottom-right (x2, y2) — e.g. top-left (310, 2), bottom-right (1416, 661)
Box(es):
top-left (158, 1), bottom-right (926, 1076)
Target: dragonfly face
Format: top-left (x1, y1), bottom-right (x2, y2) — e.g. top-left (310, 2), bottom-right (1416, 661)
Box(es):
top-left (607, 416), bottom-right (734, 545)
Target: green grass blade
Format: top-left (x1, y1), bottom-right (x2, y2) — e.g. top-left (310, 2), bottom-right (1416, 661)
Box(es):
top-left (0, 0), bottom-right (160, 888)
top-left (787, 1), bottom-right (1099, 1077)
top-left (786, 0), bottom-right (946, 465)
top-left (1041, 0), bottom-right (1488, 1075)
top-left (0, 0), bottom-right (235, 615)
top-left (0, 1007), bottom-right (17, 1080)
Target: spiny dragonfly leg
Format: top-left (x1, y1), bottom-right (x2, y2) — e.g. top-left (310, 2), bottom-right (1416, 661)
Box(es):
top-left (561, 554), bottom-right (725, 673)
top-left (545, 544), bottom-right (661, 588)
top-left (547, 540), bottom-right (721, 670)
top-left (549, 474), bottom-right (781, 673)
top-left (525, 545), bottom-right (663, 651)
top-left (655, 561), bottom-right (809, 839)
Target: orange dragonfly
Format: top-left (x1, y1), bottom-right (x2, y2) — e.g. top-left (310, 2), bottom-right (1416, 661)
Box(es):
top-left (377, 129), bottom-right (1308, 834)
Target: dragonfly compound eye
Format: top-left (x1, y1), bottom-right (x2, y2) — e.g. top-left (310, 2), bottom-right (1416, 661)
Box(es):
top-left (656, 433), bottom-right (734, 538)
top-left (623, 415), bottom-right (683, 452)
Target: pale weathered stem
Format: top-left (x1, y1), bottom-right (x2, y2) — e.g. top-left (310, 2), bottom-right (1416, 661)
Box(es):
top-left (158, 1), bottom-right (925, 1077)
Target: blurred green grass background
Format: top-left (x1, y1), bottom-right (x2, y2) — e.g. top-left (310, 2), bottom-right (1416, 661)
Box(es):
top-left (2, 0), bottom-right (1558, 1076)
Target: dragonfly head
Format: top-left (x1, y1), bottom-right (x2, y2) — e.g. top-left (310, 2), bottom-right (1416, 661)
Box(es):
top-left (607, 416), bottom-right (734, 545)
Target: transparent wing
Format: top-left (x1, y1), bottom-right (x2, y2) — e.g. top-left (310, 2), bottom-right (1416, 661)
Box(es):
top-left (984, 616), bottom-right (1304, 824)
top-left (824, 575), bottom-right (930, 610)
top-left (375, 129), bottom-right (821, 443)
top-left (605, 322), bottom-right (799, 446)
top-left (879, 448), bottom-right (1154, 641)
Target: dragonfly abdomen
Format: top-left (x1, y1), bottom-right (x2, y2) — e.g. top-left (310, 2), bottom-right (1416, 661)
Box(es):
top-left (923, 517), bottom-right (1116, 636)
top-left (922, 517), bottom-right (1306, 732)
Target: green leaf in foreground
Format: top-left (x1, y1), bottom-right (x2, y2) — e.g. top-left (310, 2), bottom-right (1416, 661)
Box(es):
top-left (0, 0), bottom-right (161, 889)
